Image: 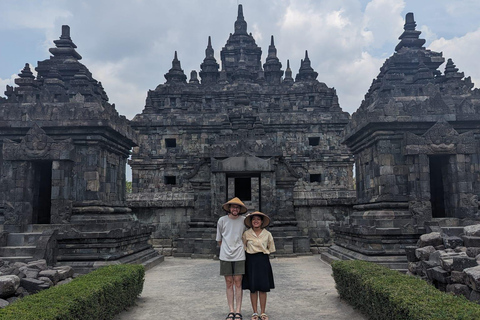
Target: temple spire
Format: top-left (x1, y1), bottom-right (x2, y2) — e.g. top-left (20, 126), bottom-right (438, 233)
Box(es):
top-left (200, 37), bottom-right (220, 84)
top-left (263, 35), bottom-right (283, 84)
top-left (164, 51), bottom-right (187, 83)
top-left (295, 50), bottom-right (318, 82)
top-left (283, 60), bottom-right (294, 84)
top-left (234, 4), bottom-right (248, 35)
top-left (49, 25), bottom-right (82, 60)
top-left (395, 12), bottom-right (426, 52)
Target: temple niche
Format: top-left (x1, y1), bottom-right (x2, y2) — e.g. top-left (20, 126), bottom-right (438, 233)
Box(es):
top-left (326, 13), bottom-right (480, 269)
top-left (128, 5), bottom-right (355, 256)
top-left (0, 26), bottom-right (160, 273)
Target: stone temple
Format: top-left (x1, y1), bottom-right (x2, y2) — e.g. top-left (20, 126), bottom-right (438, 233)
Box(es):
top-left (1, 6), bottom-right (480, 271)
top-left (128, 4), bottom-right (355, 257)
top-left (0, 26), bottom-right (160, 273)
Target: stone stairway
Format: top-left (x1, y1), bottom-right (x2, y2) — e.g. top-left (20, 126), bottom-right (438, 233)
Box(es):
top-left (175, 218), bottom-right (218, 258)
top-left (0, 231), bottom-right (43, 262)
top-left (269, 219), bottom-right (311, 257)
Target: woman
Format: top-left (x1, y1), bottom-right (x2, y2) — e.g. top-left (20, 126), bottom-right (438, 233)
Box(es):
top-left (242, 211), bottom-right (276, 320)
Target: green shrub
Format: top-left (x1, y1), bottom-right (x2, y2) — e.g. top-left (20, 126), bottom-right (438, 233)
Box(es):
top-left (0, 264), bottom-right (144, 320)
top-left (332, 260), bottom-right (480, 320)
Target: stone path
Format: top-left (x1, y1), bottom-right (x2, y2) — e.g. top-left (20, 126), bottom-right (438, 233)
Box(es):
top-left (114, 255), bottom-right (367, 320)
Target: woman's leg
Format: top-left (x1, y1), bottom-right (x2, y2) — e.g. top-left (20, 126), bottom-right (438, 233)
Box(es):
top-left (259, 291), bottom-right (267, 314)
top-left (250, 291), bottom-right (259, 314)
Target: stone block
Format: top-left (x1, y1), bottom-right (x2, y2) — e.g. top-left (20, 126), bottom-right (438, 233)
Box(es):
top-left (405, 246), bottom-right (419, 262)
top-left (20, 277), bottom-right (50, 293)
top-left (418, 232), bottom-right (443, 248)
top-left (464, 266), bottom-right (480, 291)
top-left (426, 266), bottom-right (450, 284)
top-left (470, 289), bottom-right (480, 304)
top-left (39, 270), bottom-right (60, 284)
top-left (53, 266), bottom-right (74, 281)
top-left (452, 256), bottom-right (478, 272)
top-left (446, 283), bottom-right (471, 299)
top-left (451, 271), bottom-right (467, 284)
top-left (463, 236), bottom-right (480, 247)
top-left (0, 275), bottom-right (20, 298)
top-left (443, 236), bottom-right (463, 249)
top-left (466, 247), bottom-right (480, 258)
top-left (26, 260), bottom-right (47, 271)
top-left (415, 246), bottom-right (435, 261)
top-left (464, 225), bottom-right (480, 237)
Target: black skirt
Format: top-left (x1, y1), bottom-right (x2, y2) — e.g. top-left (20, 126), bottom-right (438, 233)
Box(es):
top-left (242, 252), bottom-right (275, 293)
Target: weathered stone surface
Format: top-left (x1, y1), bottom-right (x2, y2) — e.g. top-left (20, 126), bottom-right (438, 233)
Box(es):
top-left (426, 266), bottom-right (450, 284)
top-left (446, 283), bottom-right (471, 299)
top-left (470, 289), bottom-right (480, 304)
top-left (416, 246), bottom-right (435, 261)
top-left (26, 260), bottom-right (47, 271)
top-left (443, 236), bottom-right (463, 249)
top-left (0, 299), bottom-right (8, 308)
top-left (451, 271), bottom-right (467, 284)
top-left (0, 275), bottom-right (20, 299)
top-left (38, 277), bottom-right (53, 288)
top-left (38, 270), bottom-right (60, 285)
top-left (467, 247), bottom-right (480, 258)
top-left (464, 225), bottom-right (480, 237)
top-left (405, 246), bottom-right (419, 262)
top-left (19, 278), bottom-right (50, 294)
top-left (464, 266), bottom-right (480, 291)
top-left (418, 232), bottom-right (443, 248)
top-left (53, 266), bottom-right (74, 281)
top-left (452, 256), bottom-right (478, 272)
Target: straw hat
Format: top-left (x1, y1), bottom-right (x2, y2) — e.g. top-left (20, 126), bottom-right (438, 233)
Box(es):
top-left (222, 197), bottom-right (248, 214)
top-left (244, 211), bottom-right (271, 228)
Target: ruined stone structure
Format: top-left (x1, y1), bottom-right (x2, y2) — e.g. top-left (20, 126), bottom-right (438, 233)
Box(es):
top-left (326, 13), bottom-right (480, 270)
top-left (0, 26), bottom-right (160, 273)
top-left (128, 5), bottom-right (355, 257)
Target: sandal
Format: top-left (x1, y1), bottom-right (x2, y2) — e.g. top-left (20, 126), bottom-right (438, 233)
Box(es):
top-left (226, 312), bottom-right (235, 319)
top-left (260, 314), bottom-right (269, 320)
top-left (251, 313), bottom-right (259, 320)
top-left (234, 313), bottom-right (243, 319)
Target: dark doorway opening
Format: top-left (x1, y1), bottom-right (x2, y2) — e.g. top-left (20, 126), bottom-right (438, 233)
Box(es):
top-left (429, 155), bottom-right (448, 218)
top-left (235, 177), bottom-right (251, 201)
top-left (33, 161), bottom-right (52, 224)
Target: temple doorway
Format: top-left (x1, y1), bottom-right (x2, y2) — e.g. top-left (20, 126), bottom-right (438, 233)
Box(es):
top-left (429, 155), bottom-right (448, 218)
top-left (227, 173), bottom-right (260, 212)
top-left (32, 161), bottom-right (52, 224)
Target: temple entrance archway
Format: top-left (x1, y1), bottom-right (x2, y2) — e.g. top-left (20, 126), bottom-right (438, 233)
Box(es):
top-left (32, 161), bottom-right (52, 224)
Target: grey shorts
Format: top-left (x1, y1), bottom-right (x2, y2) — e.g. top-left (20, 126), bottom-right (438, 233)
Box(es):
top-left (220, 260), bottom-right (245, 276)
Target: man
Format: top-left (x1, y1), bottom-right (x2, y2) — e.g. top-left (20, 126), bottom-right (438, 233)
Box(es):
top-left (216, 197), bottom-right (248, 320)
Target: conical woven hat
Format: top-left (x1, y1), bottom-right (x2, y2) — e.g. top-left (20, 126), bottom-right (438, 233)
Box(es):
top-left (244, 211), bottom-right (271, 228)
top-left (222, 197), bottom-right (247, 214)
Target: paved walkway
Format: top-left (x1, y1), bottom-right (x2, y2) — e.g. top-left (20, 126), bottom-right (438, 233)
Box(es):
top-left (114, 255), bottom-right (367, 320)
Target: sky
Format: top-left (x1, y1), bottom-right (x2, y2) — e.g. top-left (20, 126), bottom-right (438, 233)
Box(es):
top-left (1, 0), bottom-right (480, 119)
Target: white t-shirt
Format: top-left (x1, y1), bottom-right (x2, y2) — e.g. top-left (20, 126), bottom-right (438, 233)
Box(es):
top-left (216, 215), bottom-right (246, 261)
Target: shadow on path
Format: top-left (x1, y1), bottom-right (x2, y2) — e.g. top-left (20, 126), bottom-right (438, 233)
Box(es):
top-left (114, 255), bottom-right (367, 320)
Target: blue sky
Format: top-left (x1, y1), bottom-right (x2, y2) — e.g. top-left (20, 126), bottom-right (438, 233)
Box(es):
top-left (1, 0), bottom-right (480, 118)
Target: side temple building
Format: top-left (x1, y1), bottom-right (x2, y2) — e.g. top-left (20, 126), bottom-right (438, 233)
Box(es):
top-left (128, 5), bottom-right (355, 256)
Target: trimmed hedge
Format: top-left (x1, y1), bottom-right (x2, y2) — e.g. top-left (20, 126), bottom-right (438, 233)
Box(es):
top-left (332, 260), bottom-right (480, 320)
top-left (0, 264), bottom-right (144, 320)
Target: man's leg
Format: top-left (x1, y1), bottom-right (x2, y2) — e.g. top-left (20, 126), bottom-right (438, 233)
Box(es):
top-left (233, 274), bottom-right (243, 313)
top-left (225, 276), bottom-right (235, 313)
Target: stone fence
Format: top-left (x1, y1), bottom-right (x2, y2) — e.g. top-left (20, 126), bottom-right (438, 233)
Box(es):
top-left (407, 225), bottom-right (480, 303)
top-left (0, 259), bottom-right (75, 308)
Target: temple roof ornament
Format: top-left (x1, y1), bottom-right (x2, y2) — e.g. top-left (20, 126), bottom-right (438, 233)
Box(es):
top-left (49, 25), bottom-right (82, 60)
top-left (199, 36), bottom-right (220, 84)
top-left (395, 13), bottom-right (426, 52)
top-left (295, 50), bottom-right (318, 82)
top-left (234, 4), bottom-right (248, 35)
top-left (283, 60), bottom-right (294, 84)
top-left (263, 36), bottom-right (284, 84)
top-left (164, 51), bottom-right (187, 84)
